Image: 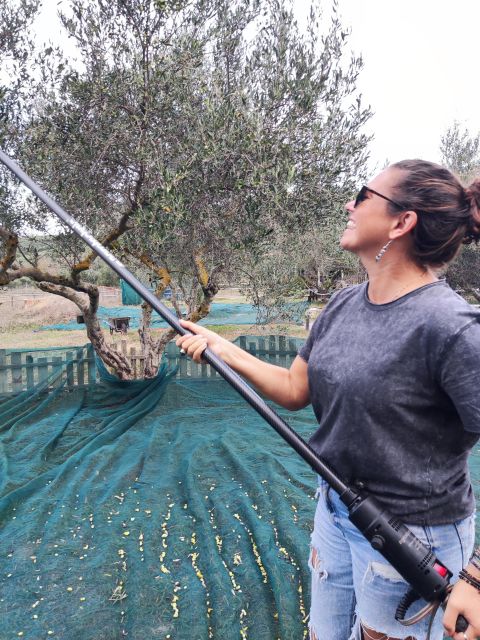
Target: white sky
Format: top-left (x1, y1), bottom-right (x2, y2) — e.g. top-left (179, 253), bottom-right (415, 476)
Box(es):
top-left (333, 0), bottom-right (480, 171)
top-left (33, 0), bottom-right (480, 175)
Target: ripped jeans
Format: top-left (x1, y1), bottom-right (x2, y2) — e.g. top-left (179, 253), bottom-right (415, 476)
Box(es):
top-left (309, 479), bottom-right (476, 640)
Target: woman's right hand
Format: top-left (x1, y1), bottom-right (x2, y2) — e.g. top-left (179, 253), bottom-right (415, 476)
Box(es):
top-left (175, 319), bottom-right (234, 364)
top-left (443, 567), bottom-right (480, 639)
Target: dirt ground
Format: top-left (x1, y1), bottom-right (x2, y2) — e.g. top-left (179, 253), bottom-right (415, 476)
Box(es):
top-left (0, 287), bottom-right (308, 349)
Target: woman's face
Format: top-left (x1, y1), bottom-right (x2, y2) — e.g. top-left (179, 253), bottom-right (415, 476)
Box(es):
top-left (340, 167), bottom-right (404, 258)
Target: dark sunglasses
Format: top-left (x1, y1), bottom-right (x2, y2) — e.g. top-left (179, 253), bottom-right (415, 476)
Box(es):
top-left (354, 186), bottom-right (406, 210)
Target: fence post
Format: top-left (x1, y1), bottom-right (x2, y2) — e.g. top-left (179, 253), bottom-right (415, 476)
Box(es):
top-left (258, 337), bottom-right (266, 361)
top-left (178, 352), bottom-right (188, 377)
top-left (190, 359), bottom-right (200, 378)
top-left (87, 345), bottom-right (96, 384)
top-left (11, 351), bottom-right (23, 394)
top-left (288, 339), bottom-right (298, 367)
top-left (66, 351), bottom-right (74, 388)
top-left (0, 349), bottom-right (7, 394)
top-left (130, 347), bottom-right (137, 379)
top-left (268, 335), bottom-right (277, 365)
top-left (165, 342), bottom-right (179, 370)
top-left (37, 356), bottom-right (49, 386)
top-left (51, 356), bottom-right (63, 388)
top-left (76, 348), bottom-right (85, 386)
top-left (26, 354), bottom-right (34, 389)
top-left (278, 335), bottom-right (287, 368)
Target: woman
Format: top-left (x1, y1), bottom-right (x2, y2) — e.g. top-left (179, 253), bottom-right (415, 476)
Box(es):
top-left (176, 160), bottom-right (480, 640)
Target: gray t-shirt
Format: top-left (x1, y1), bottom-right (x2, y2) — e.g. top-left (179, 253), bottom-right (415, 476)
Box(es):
top-left (299, 281), bottom-right (480, 525)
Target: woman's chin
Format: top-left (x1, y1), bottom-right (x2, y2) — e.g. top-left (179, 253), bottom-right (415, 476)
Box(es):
top-left (340, 233), bottom-right (355, 252)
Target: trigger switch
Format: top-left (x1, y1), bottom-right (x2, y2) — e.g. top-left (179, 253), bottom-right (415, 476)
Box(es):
top-left (371, 535), bottom-right (385, 551)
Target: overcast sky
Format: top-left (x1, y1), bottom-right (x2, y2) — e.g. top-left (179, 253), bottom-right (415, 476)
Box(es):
top-left (332, 0), bottom-right (480, 171)
top-left (34, 0), bottom-right (480, 175)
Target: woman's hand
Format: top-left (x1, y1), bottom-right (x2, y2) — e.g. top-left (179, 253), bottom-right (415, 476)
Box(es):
top-left (175, 320), bottom-right (233, 363)
top-left (443, 570), bottom-right (480, 639)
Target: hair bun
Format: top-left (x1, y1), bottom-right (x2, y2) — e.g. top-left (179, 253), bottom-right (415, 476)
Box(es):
top-left (464, 179), bottom-right (480, 243)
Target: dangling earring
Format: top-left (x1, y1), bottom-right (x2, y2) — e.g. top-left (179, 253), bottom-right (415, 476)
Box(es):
top-left (375, 240), bottom-right (393, 263)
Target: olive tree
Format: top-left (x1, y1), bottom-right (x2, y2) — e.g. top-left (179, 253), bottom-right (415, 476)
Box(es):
top-left (440, 121), bottom-right (480, 302)
top-left (122, 0), bottom-right (371, 368)
top-left (1, 0), bottom-right (371, 378)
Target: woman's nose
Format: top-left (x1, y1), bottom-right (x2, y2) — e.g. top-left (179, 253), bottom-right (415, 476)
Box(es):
top-left (345, 200), bottom-right (355, 213)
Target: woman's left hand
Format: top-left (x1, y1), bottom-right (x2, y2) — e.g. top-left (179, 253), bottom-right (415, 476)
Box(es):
top-left (443, 573), bottom-right (480, 639)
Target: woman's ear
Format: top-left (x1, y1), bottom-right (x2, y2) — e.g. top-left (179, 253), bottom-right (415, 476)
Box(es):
top-left (390, 210), bottom-right (418, 239)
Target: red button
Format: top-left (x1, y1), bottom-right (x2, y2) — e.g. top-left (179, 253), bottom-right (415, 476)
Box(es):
top-left (433, 562), bottom-right (448, 577)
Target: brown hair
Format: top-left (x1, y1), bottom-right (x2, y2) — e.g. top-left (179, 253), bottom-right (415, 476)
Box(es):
top-left (389, 159), bottom-right (480, 266)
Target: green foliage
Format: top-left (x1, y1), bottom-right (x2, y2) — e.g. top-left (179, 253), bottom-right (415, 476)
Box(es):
top-left (0, 0), bottom-right (41, 235)
top-left (445, 244), bottom-right (480, 302)
top-left (82, 261), bottom-right (120, 286)
top-left (3, 0), bottom-right (371, 326)
top-left (440, 122), bottom-right (480, 300)
top-left (440, 121), bottom-right (480, 183)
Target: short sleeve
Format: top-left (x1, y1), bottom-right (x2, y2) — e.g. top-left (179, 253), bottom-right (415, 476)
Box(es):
top-left (298, 289), bottom-right (345, 363)
top-left (298, 323), bottom-right (316, 362)
top-left (439, 319), bottom-right (480, 433)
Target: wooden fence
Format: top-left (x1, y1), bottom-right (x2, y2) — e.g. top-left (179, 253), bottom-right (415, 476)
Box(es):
top-left (0, 345), bottom-right (97, 396)
top-left (0, 335), bottom-right (302, 396)
top-left (0, 285), bottom-right (121, 310)
top-left (111, 335), bottom-right (301, 379)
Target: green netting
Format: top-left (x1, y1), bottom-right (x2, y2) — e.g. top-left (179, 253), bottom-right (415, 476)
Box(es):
top-left (0, 341), bottom-right (318, 639)
top-left (41, 302), bottom-right (308, 331)
top-left (0, 342), bottom-right (478, 640)
top-left (121, 280), bottom-right (148, 305)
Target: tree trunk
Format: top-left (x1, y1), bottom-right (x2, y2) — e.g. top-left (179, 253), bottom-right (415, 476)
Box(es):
top-left (36, 281), bottom-right (135, 380)
top-left (139, 303), bottom-right (159, 378)
top-left (83, 309), bottom-right (134, 380)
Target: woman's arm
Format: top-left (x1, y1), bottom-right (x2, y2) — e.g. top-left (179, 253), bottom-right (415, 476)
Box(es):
top-left (443, 546), bottom-right (480, 639)
top-left (176, 320), bottom-right (310, 410)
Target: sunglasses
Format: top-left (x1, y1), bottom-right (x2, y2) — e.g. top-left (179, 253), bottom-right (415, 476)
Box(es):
top-left (354, 186), bottom-right (406, 210)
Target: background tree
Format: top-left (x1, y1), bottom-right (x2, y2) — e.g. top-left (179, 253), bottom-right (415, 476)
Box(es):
top-left (440, 121), bottom-right (480, 302)
top-left (1, 0), bottom-right (371, 378)
top-left (0, 0), bottom-right (41, 231)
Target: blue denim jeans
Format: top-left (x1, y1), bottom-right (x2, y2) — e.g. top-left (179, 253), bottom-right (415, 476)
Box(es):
top-left (309, 480), bottom-right (476, 640)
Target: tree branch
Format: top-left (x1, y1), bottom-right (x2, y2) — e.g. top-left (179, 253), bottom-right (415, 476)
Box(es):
top-left (0, 225), bottom-right (19, 276)
top-left (36, 281), bottom-right (89, 313)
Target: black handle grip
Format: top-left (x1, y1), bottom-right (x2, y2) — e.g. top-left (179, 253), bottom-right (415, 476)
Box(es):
top-left (455, 614), bottom-right (468, 632)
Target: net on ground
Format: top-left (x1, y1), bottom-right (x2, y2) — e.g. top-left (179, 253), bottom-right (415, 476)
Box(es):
top-left (0, 339), bottom-right (318, 639)
top-left (0, 338), bottom-right (478, 640)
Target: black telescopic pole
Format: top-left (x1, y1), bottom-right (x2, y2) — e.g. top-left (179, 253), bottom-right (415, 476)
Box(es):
top-left (0, 149), bottom-right (353, 501)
